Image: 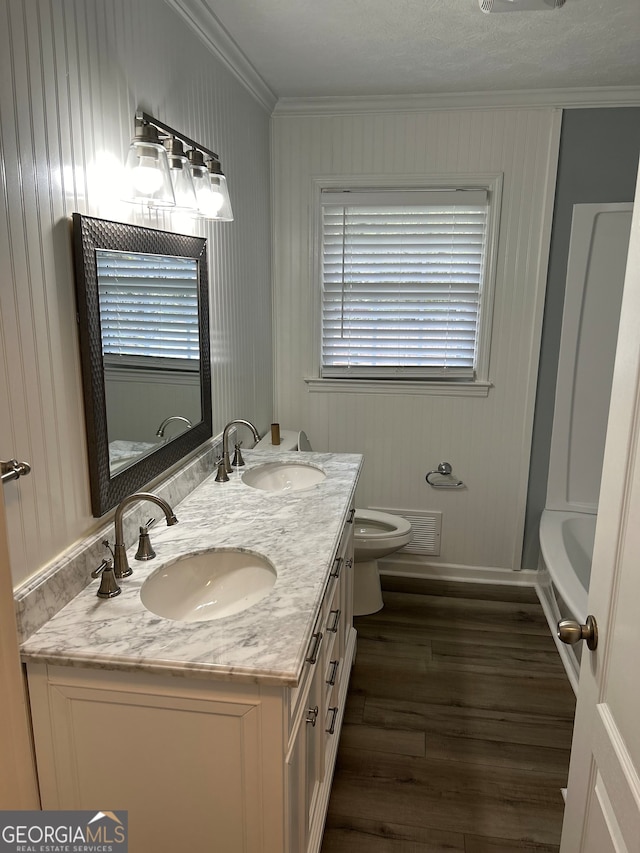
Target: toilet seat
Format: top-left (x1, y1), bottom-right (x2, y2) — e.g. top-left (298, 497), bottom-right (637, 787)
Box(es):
top-left (354, 509), bottom-right (411, 540)
top-left (353, 509), bottom-right (412, 561)
top-left (297, 430), bottom-right (312, 451)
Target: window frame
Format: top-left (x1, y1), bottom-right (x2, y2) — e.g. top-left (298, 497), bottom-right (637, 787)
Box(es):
top-left (307, 173), bottom-right (503, 397)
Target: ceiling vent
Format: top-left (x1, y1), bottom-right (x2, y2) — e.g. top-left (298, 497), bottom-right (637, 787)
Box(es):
top-left (480, 0), bottom-right (565, 12)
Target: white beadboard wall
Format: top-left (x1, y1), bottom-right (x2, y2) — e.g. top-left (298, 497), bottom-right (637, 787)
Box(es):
top-left (271, 107), bottom-right (561, 573)
top-left (0, 0), bottom-right (273, 589)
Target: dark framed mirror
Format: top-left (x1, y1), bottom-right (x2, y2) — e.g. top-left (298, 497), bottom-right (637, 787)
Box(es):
top-left (72, 213), bottom-right (212, 516)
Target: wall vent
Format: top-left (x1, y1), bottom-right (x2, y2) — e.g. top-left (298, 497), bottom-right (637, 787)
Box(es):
top-left (480, 0), bottom-right (565, 12)
top-left (371, 508), bottom-right (442, 556)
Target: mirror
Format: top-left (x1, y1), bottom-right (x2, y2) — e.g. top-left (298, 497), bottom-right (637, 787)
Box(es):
top-left (72, 213), bottom-right (212, 516)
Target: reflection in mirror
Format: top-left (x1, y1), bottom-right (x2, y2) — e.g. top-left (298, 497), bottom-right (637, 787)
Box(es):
top-left (72, 214), bottom-right (212, 516)
top-left (96, 249), bottom-right (202, 475)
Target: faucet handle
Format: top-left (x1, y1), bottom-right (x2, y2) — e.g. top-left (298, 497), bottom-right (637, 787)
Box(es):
top-left (91, 558), bottom-right (110, 579)
top-left (231, 442), bottom-right (245, 468)
top-left (91, 558), bottom-right (121, 599)
top-left (135, 518), bottom-right (157, 561)
top-left (215, 456), bottom-right (230, 483)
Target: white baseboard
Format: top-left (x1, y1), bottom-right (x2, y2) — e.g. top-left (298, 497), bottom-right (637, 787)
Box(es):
top-left (379, 554), bottom-right (539, 587)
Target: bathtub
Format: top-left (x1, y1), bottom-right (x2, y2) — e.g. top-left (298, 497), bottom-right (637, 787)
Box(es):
top-left (536, 509), bottom-right (596, 694)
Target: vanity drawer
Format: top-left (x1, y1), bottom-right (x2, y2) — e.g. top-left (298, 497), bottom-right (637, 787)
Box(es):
top-left (287, 507), bottom-right (354, 750)
top-left (323, 570), bottom-right (341, 659)
top-left (287, 542), bottom-right (343, 736)
top-left (324, 654), bottom-right (341, 713)
top-left (288, 610), bottom-right (323, 732)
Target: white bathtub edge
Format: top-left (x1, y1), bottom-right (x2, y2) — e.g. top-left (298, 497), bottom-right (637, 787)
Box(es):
top-left (534, 572), bottom-right (580, 695)
top-left (539, 509), bottom-right (590, 623)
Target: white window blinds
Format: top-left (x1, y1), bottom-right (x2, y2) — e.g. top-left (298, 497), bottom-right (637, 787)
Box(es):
top-left (96, 249), bottom-right (200, 363)
top-left (321, 189), bottom-right (489, 380)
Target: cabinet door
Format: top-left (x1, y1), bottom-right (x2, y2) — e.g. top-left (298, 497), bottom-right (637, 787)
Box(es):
top-left (287, 514), bottom-right (356, 853)
top-left (286, 655), bottom-right (324, 853)
top-left (28, 673), bottom-right (265, 853)
top-left (305, 657), bottom-right (325, 831)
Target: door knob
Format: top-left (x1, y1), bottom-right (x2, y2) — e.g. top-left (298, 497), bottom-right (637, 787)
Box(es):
top-left (557, 615), bottom-right (598, 651)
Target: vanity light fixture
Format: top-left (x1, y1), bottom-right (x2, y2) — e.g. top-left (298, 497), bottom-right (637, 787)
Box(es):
top-left (122, 110), bottom-right (234, 221)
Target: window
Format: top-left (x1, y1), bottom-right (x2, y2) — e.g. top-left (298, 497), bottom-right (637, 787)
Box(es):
top-left (96, 249), bottom-right (200, 369)
top-left (320, 188), bottom-right (491, 382)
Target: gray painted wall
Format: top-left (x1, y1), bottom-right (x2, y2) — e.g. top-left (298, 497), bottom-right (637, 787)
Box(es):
top-left (522, 108), bottom-right (640, 569)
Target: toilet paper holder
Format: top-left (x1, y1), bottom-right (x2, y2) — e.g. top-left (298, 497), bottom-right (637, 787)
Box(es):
top-left (426, 462), bottom-right (465, 489)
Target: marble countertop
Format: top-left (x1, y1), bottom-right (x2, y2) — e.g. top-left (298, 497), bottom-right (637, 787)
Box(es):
top-left (20, 450), bottom-right (362, 686)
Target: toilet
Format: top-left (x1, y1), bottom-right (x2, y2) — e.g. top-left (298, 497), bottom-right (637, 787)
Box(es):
top-left (254, 428), bottom-right (412, 616)
top-left (352, 509), bottom-right (412, 615)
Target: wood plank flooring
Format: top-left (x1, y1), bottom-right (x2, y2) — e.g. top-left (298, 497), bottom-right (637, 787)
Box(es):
top-left (321, 577), bottom-right (576, 853)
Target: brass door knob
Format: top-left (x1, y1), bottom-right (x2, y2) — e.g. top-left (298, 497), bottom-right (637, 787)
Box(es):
top-left (557, 615), bottom-right (598, 651)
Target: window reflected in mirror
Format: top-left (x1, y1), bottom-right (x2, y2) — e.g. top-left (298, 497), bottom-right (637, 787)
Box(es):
top-left (95, 249), bottom-right (202, 476)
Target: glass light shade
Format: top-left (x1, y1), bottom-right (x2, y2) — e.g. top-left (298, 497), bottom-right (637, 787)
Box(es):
top-left (190, 165), bottom-right (213, 217)
top-left (188, 149), bottom-right (233, 221)
top-left (123, 129), bottom-right (175, 207)
top-left (164, 140), bottom-right (198, 213)
top-left (208, 173), bottom-right (233, 221)
top-left (188, 162), bottom-right (222, 220)
top-left (169, 159), bottom-right (198, 212)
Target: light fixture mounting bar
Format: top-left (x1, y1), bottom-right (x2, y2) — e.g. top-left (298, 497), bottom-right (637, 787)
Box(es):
top-left (137, 110), bottom-right (220, 161)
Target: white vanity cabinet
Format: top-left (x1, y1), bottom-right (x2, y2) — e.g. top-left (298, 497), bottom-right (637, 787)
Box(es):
top-left (286, 512), bottom-right (355, 853)
top-left (25, 511), bottom-right (356, 853)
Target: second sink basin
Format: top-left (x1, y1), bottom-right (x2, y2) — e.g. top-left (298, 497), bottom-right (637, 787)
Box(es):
top-left (242, 461), bottom-right (326, 493)
top-left (140, 549), bottom-right (277, 623)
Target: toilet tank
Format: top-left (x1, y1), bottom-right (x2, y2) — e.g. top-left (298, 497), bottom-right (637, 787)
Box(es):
top-left (254, 429), bottom-right (300, 452)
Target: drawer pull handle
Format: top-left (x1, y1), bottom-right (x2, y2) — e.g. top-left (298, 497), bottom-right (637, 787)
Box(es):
top-left (306, 705), bottom-right (319, 727)
top-left (330, 556), bottom-right (343, 579)
top-left (326, 706), bottom-right (339, 735)
top-left (327, 659), bottom-right (339, 686)
top-left (305, 631), bottom-right (323, 664)
top-left (328, 609), bottom-right (341, 633)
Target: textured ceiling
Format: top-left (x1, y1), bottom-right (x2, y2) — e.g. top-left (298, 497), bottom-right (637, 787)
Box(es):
top-left (201, 0), bottom-right (640, 98)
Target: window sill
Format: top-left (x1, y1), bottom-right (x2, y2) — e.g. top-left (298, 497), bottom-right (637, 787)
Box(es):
top-left (304, 378), bottom-right (492, 397)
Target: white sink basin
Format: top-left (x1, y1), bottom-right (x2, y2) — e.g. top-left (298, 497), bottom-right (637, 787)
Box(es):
top-left (242, 462), bottom-right (326, 493)
top-left (140, 549), bottom-right (277, 623)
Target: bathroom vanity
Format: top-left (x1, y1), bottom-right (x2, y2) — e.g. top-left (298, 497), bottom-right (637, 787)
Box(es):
top-left (21, 450), bottom-right (362, 853)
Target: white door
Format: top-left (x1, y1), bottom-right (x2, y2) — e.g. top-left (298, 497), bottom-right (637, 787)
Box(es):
top-left (560, 172), bottom-right (640, 850)
top-left (0, 481), bottom-right (40, 807)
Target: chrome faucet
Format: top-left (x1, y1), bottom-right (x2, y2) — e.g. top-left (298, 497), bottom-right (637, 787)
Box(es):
top-left (222, 419), bottom-right (261, 474)
top-left (113, 492), bottom-right (178, 578)
top-left (155, 415), bottom-right (193, 438)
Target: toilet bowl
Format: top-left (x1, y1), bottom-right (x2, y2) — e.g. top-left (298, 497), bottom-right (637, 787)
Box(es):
top-left (353, 509), bottom-right (412, 616)
top-left (253, 428), bottom-right (412, 616)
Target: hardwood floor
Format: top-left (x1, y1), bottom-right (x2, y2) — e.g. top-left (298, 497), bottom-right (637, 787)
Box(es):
top-left (321, 577), bottom-right (576, 853)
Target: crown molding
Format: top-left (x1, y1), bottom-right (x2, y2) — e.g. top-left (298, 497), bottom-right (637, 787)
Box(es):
top-left (273, 86), bottom-right (640, 117)
top-left (165, 0), bottom-right (277, 113)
